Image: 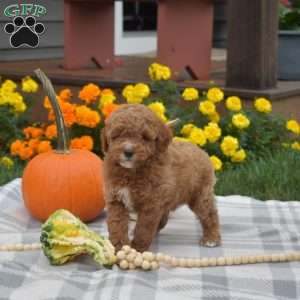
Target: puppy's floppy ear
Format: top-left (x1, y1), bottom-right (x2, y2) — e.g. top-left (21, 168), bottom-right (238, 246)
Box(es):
top-left (101, 127), bottom-right (109, 154)
top-left (156, 122), bottom-right (172, 153)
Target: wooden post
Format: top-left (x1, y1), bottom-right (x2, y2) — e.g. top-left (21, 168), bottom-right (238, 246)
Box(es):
top-left (64, 0), bottom-right (114, 69)
top-left (226, 0), bottom-right (278, 90)
top-left (157, 0), bottom-right (214, 80)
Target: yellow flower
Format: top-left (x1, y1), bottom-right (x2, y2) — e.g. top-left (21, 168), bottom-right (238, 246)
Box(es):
top-left (189, 127), bottom-right (207, 146)
top-left (210, 155), bottom-right (222, 171)
top-left (173, 137), bottom-right (190, 143)
top-left (231, 149), bottom-right (246, 163)
top-left (21, 76), bottom-right (39, 93)
top-left (221, 136), bottom-right (239, 156)
top-left (208, 112), bottom-right (220, 123)
top-left (99, 93), bottom-right (116, 109)
top-left (254, 98), bottom-right (272, 113)
top-left (226, 96), bottom-right (242, 112)
top-left (182, 88), bottom-right (199, 101)
top-left (134, 83), bottom-right (150, 98)
top-left (1, 80), bottom-right (17, 92)
top-left (148, 101), bottom-right (165, 115)
top-left (122, 85), bottom-right (134, 99)
top-left (204, 122), bottom-right (222, 143)
top-left (148, 102), bottom-right (167, 122)
top-left (199, 100), bottom-right (216, 115)
top-left (207, 87), bottom-right (224, 103)
top-left (14, 101), bottom-right (27, 113)
top-left (148, 63), bottom-right (171, 80)
top-left (286, 120), bottom-right (300, 134)
top-left (291, 141), bottom-right (300, 151)
top-left (232, 113), bottom-right (250, 129)
top-left (0, 156), bottom-right (14, 169)
top-left (180, 124), bottom-right (195, 137)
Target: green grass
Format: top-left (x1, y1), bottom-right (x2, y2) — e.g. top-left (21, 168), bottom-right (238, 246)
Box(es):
top-left (0, 150), bottom-right (299, 201)
top-left (215, 150), bottom-right (300, 201)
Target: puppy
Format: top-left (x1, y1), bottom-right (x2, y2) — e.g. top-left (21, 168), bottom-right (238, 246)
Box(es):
top-left (101, 104), bottom-right (221, 252)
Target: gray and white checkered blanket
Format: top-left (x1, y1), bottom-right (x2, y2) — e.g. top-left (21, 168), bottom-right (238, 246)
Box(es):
top-left (0, 179), bottom-right (299, 300)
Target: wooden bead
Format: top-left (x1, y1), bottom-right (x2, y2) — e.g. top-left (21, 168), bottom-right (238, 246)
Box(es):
top-left (31, 243), bottom-right (41, 250)
top-left (23, 245), bottom-right (32, 251)
top-left (225, 257), bottom-right (233, 266)
top-left (15, 244), bottom-right (24, 251)
top-left (119, 260), bottom-right (129, 270)
top-left (187, 258), bottom-right (194, 268)
top-left (122, 245), bottom-right (131, 254)
top-left (116, 251), bottom-right (126, 260)
top-left (0, 245), bottom-right (8, 251)
top-left (279, 253), bottom-right (287, 262)
top-left (134, 255), bottom-right (143, 267)
top-left (241, 256), bottom-right (249, 264)
top-left (208, 257), bottom-right (217, 267)
top-left (217, 257), bottom-right (226, 266)
top-left (200, 258), bottom-right (209, 267)
top-left (178, 258), bottom-right (187, 268)
top-left (271, 254), bottom-right (280, 262)
top-left (294, 252), bottom-right (300, 260)
top-left (156, 253), bottom-right (164, 262)
top-left (171, 257), bottom-right (179, 267)
top-left (150, 261), bottom-right (159, 270)
top-left (263, 255), bottom-right (270, 263)
top-left (233, 256), bottom-right (242, 265)
top-left (248, 255), bottom-right (257, 264)
top-left (141, 260), bottom-right (151, 270)
top-left (164, 255), bottom-right (172, 265)
top-left (142, 252), bottom-right (154, 261)
top-left (126, 253), bottom-right (136, 262)
top-left (128, 263), bottom-right (136, 270)
top-left (256, 255), bottom-right (264, 263)
top-left (195, 259), bottom-right (202, 267)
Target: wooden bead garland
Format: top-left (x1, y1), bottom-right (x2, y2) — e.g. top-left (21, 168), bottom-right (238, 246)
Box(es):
top-left (115, 245), bottom-right (300, 271)
top-left (0, 243), bottom-right (299, 271)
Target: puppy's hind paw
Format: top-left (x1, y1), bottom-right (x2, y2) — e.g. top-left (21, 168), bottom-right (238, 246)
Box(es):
top-left (200, 237), bottom-right (221, 248)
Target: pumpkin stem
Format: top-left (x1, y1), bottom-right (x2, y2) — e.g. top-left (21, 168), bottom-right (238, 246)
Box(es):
top-left (34, 69), bottom-right (70, 154)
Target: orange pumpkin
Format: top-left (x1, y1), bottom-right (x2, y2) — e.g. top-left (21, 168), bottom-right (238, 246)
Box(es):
top-left (22, 69), bottom-right (105, 222)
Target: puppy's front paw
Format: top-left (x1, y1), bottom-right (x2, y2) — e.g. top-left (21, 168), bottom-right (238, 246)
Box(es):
top-left (131, 240), bottom-right (150, 253)
top-left (200, 236), bottom-right (221, 248)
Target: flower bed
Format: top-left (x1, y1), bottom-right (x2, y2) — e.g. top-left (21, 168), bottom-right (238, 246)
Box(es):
top-left (0, 63), bottom-right (299, 175)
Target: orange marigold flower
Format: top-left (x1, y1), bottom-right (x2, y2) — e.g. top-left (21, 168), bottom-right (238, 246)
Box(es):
top-left (37, 141), bottom-right (53, 154)
top-left (28, 139), bottom-right (40, 152)
top-left (10, 140), bottom-right (23, 156)
top-left (45, 124), bottom-right (57, 140)
top-left (59, 89), bottom-right (72, 102)
top-left (43, 96), bottom-right (52, 109)
top-left (48, 100), bottom-right (76, 127)
top-left (18, 144), bottom-right (34, 160)
top-left (23, 127), bottom-right (43, 139)
top-left (70, 136), bottom-right (94, 151)
top-left (102, 103), bottom-right (120, 118)
top-left (75, 105), bottom-right (101, 128)
top-left (78, 83), bottom-right (101, 104)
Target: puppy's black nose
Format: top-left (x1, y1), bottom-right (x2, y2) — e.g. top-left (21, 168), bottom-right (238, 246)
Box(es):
top-left (124, 149), bottom-right (134, 159)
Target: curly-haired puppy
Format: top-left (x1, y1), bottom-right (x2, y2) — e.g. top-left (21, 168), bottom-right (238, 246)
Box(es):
top-left (101, 104), bottom-right (221, 252)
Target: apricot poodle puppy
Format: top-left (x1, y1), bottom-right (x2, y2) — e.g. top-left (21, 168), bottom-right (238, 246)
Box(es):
top-left (101, 104), bottom-right (221, 252)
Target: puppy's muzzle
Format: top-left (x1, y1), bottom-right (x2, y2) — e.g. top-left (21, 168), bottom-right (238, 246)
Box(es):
top-left (123, 144), bottom-right (134, 160)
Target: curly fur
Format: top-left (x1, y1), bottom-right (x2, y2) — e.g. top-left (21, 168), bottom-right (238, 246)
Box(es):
top-left (101, 104), bottom-right (221, 252)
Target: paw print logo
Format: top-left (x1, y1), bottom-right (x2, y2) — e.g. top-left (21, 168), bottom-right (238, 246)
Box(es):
top-left (4, 16), bottom-right (45, 48)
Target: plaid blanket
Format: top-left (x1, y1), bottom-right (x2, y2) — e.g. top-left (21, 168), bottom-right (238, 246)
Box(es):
top-left (0, 179), bottom-right (299, 300)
